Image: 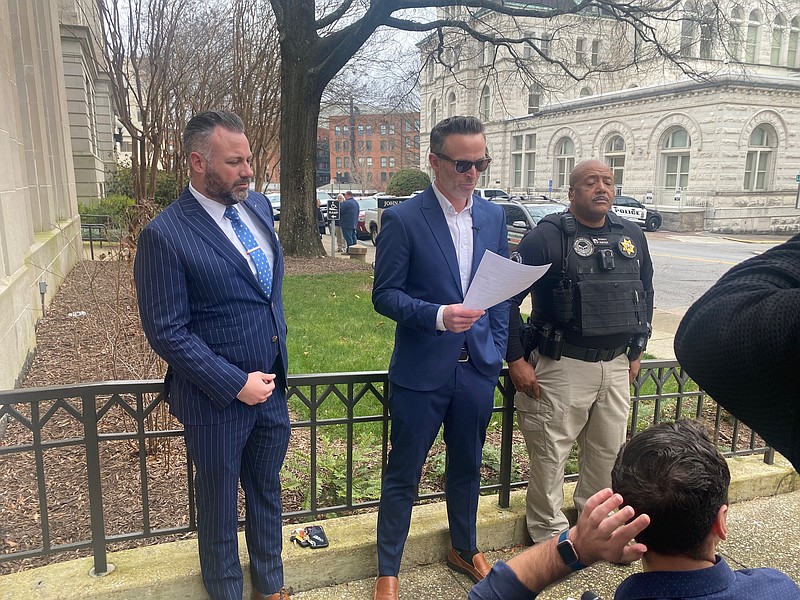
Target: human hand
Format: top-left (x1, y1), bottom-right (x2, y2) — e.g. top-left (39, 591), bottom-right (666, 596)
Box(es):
top-left (570, 488), bottom-right (649, 566)
top-left (236, 371), bottom-right (276, 405)
top-left (442, 304), bottom-right (485, 333)
top-left (628, 357), bottom-right (641, 384)
top-left (508, 358), bottom-right (540, 399)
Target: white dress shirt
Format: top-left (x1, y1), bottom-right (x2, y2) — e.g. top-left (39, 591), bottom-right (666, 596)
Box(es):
top-left (189, 182), bottom-right (276, 277)
top-left (431, 182), bottom-right (474, 331)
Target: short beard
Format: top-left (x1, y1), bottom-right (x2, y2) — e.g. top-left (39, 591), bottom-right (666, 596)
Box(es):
top-left (205, 165), bottom-right (249, 206)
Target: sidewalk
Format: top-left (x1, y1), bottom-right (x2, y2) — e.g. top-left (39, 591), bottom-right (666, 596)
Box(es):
top-left (2, 457), bottom-right (796, 599)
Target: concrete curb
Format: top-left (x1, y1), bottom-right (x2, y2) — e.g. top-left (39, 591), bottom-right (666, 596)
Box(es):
top-left (2, 454), bottom-right (797, 599)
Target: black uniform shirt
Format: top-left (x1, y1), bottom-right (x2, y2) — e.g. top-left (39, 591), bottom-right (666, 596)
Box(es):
top-left (506, 211), bottom-right (654, 362)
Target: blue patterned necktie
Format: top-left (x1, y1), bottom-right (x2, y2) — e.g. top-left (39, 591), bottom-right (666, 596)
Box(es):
top-left (224, 205), bottom-right (273, 297)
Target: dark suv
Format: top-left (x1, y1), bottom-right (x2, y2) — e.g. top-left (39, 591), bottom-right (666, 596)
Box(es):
top-left (612, 195), bottom-right (662, 232)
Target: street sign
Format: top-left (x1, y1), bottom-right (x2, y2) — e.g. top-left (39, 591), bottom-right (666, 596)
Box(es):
top-left (327, 199), bottom-right (340, 221)
top-left (796, 174), bottom-right (800, 183)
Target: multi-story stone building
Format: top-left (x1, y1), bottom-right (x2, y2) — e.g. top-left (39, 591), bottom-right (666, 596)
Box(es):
top-left (58, 0), bottom-right (115, 203)
top-left (328, 110), bottom-right (421, 192)
top-left (419, 3), bottom-right (800, 232)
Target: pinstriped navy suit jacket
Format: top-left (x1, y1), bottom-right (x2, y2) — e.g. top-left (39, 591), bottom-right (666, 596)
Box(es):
top-left (372, 186), bottom-right (510, 391)
top-left (134, 187), bottom-right (287, 425)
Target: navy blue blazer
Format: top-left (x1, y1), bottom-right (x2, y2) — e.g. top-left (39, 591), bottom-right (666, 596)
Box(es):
top-left (134, 188), bottom-right (287, 425)
top-left (372, 185), bottom-right (510, 391)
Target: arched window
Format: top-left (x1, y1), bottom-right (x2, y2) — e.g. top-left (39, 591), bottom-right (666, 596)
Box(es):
top-left (744, 125), bottom-right (776, 191)
top-left (681, 0), bottom-right (699, 57)
top-left (660, 127), bottom-right (691, 193)
top-left (604, 135), bottom-right (626, 185)
top-left (729, 7), bottom-right (744, 60)
top-left (554, 137), bottom-right (575, 188)
top-left (789, 17), bottom-right (800, 67)
top-left (579, 87), bottom-right (592, 97)
top-left (771, 16), bottom-right (786, 65)
top-left (430, 99), bottom-right (438, 129)
top-left (528, 83), bottom-right (542, 114)
top-left (745, 10), bottom-right (762, 62)
top-left (480, 85), bottom-right (491, 121)
top-left (447, 91), bottom-right (456, 117)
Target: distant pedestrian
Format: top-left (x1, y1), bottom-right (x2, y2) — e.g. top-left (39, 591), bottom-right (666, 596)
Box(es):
top-left (334, 193), bottom-right (346, 252)
top-left (339, 190), bottom-right (359, 252)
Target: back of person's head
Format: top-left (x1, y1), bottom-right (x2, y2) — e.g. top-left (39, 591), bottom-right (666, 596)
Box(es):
top-left (430, 116), bottom-right (485, 155)
top-left (611, 420), bottom-right (730, 559)
top-left (183, 110), bottom-right (245, 160)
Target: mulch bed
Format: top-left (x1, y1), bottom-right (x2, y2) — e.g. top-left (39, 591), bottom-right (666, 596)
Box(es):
top-left (0, 256), bottom-right (372, 575)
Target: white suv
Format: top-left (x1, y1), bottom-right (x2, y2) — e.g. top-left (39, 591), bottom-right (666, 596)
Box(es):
top-left (473, 188), bottom-right (509, 200)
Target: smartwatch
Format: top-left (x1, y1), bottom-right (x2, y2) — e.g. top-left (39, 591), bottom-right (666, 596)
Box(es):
top-left (556, 529), bottom-right (587, 571)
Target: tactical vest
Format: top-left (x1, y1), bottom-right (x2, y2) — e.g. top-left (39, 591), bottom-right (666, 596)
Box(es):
top-left (540, 213), bottom-right (649, 337)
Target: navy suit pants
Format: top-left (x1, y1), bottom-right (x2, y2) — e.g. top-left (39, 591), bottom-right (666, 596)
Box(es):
top-left (376, 361), bottom-right (496, 576)
top-left (184, 387), bottom-right (290, 600)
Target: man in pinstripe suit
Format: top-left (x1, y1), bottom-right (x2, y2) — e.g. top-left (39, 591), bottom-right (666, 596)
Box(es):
top-left (134, 111), bottom-right (290, 600)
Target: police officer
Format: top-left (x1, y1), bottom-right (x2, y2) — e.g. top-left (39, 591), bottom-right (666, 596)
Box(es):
top-left (506, 160), bottom-right (654, 543)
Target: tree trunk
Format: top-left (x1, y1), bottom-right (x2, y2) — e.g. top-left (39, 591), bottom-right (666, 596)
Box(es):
top-left (277, 37), bottom-right (326, 256)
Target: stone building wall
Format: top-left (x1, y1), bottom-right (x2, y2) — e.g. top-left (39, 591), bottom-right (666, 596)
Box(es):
top-left (0, 0), bottom-right (81, 389)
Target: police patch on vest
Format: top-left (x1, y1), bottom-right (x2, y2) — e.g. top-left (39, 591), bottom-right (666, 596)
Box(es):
top-left (618, 236), bottom-right (637, 258)
top-left (510, 251), bottom-right (523, 263)
top-left (573, 237), bottom-right (594, 257)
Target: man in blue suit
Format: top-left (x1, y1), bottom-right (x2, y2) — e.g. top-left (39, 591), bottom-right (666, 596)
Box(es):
top-left (371, 116), bottom-right (510, 600)
top-left (134, 111), bottom-right (289, 600)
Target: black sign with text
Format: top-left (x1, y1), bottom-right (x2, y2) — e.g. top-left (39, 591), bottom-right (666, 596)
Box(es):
top-left (377, 196), bottom-right (410, 209)
top-left (327, 200), bottom-right (340, 221)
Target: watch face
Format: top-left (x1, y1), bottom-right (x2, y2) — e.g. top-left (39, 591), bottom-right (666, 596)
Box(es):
top-left (557, 534), bottom-right (580, 567)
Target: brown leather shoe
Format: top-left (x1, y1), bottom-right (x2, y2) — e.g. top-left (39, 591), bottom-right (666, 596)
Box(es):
top-left (252, 589), bottom-right (290, 600)
top-left (446, 548), bottom-right (491, 583)
top-left (372, 575), bottom-right (399, 600)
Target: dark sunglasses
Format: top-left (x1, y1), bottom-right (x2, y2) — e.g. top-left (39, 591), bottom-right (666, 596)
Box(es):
top-left (434, 152), bottom-right (492, 173)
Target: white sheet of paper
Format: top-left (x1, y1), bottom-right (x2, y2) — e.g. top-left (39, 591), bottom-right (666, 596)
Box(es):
top-left (462, 249), bottom-right (551, 310)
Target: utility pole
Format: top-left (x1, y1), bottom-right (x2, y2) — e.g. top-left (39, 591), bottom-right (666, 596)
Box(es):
top-left (349, 96), bottom-right (356, 187)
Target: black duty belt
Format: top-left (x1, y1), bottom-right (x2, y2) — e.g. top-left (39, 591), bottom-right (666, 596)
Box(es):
top-left (560, 342), bottom-right (627, 363)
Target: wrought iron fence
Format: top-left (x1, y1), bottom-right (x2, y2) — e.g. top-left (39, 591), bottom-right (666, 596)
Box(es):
top-left (0, 361), bottom-right (772, 575)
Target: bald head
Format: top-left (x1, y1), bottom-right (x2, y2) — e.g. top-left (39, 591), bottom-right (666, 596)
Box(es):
top-left (567, 159), bottom-right (615, 227)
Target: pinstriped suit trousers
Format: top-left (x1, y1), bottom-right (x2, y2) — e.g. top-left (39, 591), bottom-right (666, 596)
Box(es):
top-left (184, 386), bottom-right (290, 600)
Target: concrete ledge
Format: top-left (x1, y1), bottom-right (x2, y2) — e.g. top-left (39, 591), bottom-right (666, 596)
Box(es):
top-left (348, 246), bottom-right (367, 262)
top-left (1, 454), bottom-right (796, 599)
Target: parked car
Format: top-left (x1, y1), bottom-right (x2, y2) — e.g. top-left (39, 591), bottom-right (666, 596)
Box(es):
top-left (356, 197), bottom-right (378, 240)
top-left (316, 190), bottom-right (332, 220)
top-left (266, 193), bottom-right (281, 220)
top-left (612, 195), bottom-right (662, 232)
top-left (495, 199), bottom-right (566, 251)
top-left (364, 194), bottom-right (413, 245)
top-left (474, 187), bottom-right (509, 200)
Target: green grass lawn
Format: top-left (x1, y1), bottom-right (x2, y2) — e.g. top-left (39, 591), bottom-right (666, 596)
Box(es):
top-left (284, 271), bottom-right (395, 374)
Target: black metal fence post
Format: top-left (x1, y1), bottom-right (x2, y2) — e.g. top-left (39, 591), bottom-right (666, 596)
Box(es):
top-left (82, 393), bottom-right (109, 575)
top-left (498, 371), bottom-right (515, 509)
